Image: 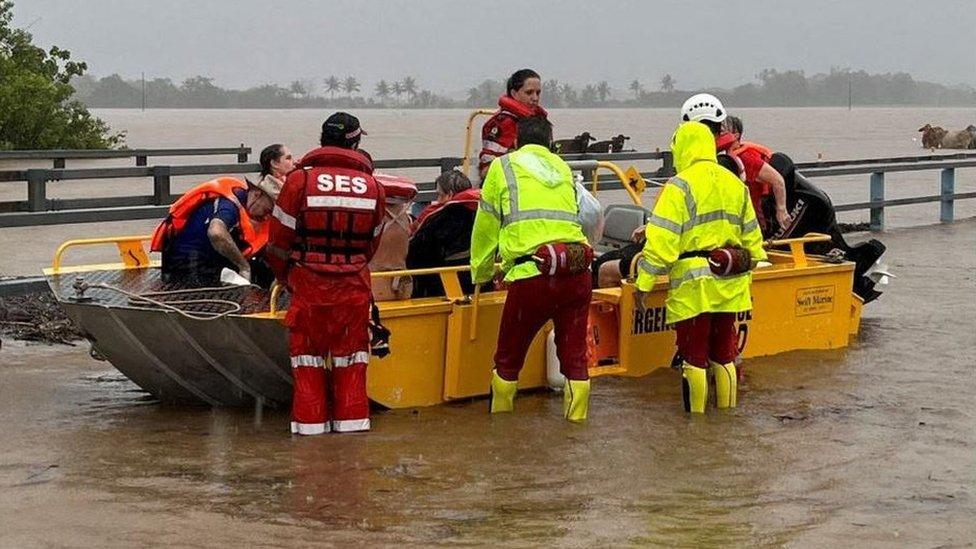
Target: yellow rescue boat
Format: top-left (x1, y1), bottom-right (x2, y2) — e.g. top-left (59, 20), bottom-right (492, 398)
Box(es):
top-left (43, 160), bottom-right (863, 409)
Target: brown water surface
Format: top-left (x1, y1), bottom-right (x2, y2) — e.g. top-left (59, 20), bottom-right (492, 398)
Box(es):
top-left (1, 220), bottom-right (974, 547)
top-left (1, 107), bottom-right (974, 276)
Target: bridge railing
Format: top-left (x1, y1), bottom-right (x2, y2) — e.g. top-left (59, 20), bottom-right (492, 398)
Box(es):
top-left (0, 148), bottom-right (973, 230)
top-left (0, 145), bottom-right (251, 169)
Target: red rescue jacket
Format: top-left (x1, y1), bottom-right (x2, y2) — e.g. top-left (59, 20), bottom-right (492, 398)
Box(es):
top-left (411, 188), bottom-right (481, 234)
top-left (267, 147), bottom-right (386, 281)
top-left (150, 177), bottom-right (267, 256)
top-left (478, 95), bottom-right (548, 177)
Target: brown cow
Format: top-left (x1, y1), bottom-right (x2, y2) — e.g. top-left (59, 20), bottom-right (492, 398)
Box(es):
top-left (918, 124), bottom-right (947, 149)
top-left (940, 126), bottom-right (975, 150)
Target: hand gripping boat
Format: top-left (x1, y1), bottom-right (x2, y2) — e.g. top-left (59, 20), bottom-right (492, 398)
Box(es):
top-left (44, 162), bottom-right (866, 409)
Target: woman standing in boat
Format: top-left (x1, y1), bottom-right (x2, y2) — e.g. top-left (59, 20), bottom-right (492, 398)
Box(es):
top-left (477, 69), bottom-right (547, 180)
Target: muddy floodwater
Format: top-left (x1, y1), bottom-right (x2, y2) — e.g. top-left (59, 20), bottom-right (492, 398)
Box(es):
top-left (1, 220), bottom-right (973, 547)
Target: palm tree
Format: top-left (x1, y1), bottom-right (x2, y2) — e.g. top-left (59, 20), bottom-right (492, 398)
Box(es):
top-left (629, 79), bottom-right (643, 100)
top-left (323, 75), bottom-right (340, 98)
top-left (660, 73), bottom-right (675, 93)
top-left (559, 83), bottom-right (576, 107)
top-left (401, 76), bottom-right (418, 99)
top-left (544, 79), bottom-right (561, 107)
top-left (581, 84), bottom-right (598, 106)
top-left (466, 86), bottom-right (481, 106)
top-left (375, 79), bottom-right (390, 104)
top-left (392, 80), bottom-right (404, 105)
top-left (596, 80), bottom-right (611, 103)
top-left (341, 76), bottom-right (360, 97)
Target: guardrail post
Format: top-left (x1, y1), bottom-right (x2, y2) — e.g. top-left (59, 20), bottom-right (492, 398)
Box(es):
top-left (136, 155), bottom-right (148, 166)
top-left (659, 151), bottom-right (674, 177)
top-left (26, 169), bottom-right (49, 212)
top-left (237, 143), bottom-right (248, 163)
top-left (53, 158), bottom-right (65, 169)
top-left (153, 165), bottom-right (172, 205)
top-left (869, 172), bottom-right (885, 231)
top-left (940, 168), bottom-right (955, 223)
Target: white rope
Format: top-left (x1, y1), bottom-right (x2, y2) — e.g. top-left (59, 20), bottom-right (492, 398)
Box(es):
top-left (87, 283), bottom-right (243, 321)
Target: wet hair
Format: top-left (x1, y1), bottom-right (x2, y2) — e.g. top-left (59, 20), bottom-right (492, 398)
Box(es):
top-left (725, 115), bottom-right (744, 136)
top-left (516, 116), bottom-right (553, 148)
top-left (701, 119), bottom-right (723, 136)
top-left (435, 170), bottom-right (472, 197)
top-left (259, 144), bottom-right (285, 177)
top-left (506, 69), bottom-right (541, 96)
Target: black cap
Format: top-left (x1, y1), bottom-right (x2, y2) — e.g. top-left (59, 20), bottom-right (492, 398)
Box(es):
top-left (321, 112), bottom-right (366, 143)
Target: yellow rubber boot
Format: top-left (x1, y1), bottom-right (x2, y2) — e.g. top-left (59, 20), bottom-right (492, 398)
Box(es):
top-left (711, 361), bottom-right (737, 409)
top-left (681, 363), bottom-right (708, 413)
top-left (563, 379), bottom-right (591, 422)
top-left (489, 369), bottom-right (517, 413)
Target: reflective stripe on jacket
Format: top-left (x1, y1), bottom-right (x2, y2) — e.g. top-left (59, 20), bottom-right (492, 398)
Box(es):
top-left (470, 144), bottom-right (587, 284)
top-left (635, 121), bottom-right (768, 323)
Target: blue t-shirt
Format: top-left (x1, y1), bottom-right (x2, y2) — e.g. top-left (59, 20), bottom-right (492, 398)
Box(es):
top-left (167, 188), bottom-right (247, 264)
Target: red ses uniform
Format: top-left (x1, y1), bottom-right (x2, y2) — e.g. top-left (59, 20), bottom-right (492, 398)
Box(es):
top-left (478, 95), bottom-right (548, 178)
top-left (267, 146), bottom-right (386, 435)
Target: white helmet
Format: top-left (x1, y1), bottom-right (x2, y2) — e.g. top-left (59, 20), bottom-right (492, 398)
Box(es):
top-left (681, 93), bottom-right (727, 123)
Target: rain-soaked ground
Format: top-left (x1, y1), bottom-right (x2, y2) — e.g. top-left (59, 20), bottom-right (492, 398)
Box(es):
top-left (1, 220), bottom-right (974, 548)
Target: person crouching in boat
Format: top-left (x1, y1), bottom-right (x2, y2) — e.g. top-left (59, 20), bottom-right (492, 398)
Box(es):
top-left (407, 170), bottom-right (480, 297)
top-left (634, 113), bottom-right (767, 414)
top-left (471, 116), bottom-right (594, 422)
top-left (266, 112), bottom-right (386, 435)
top-left (478, 69), bottom-right (547, 180)
top-left (717, 115), bottom-right (792, 237)
top-left (151, 144), bottom-right (291, 287)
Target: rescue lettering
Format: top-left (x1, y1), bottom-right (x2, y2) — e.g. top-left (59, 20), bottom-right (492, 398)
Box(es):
top-left (316, 174), bottom-right (368, 194)
top-left (631, 307), bottom-right (753, 335)
top-left (631, 306), bottom-right (674, 335)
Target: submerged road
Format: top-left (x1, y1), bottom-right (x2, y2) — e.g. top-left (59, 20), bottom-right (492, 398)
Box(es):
top-left (0, 220), bottom-right (973, 547)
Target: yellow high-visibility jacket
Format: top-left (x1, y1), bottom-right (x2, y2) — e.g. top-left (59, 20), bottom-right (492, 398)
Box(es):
top-left (635, 121), bottom-right (768, 323)
top-left (470, 144), bottom-right (587, 284)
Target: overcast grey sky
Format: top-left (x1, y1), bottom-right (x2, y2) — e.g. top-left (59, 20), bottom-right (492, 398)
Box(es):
top-left (14, 0), bottom-right (976, 92)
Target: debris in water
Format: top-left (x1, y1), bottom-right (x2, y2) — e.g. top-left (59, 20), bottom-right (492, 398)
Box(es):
top-left (0, 291), bottom-right (83, 346)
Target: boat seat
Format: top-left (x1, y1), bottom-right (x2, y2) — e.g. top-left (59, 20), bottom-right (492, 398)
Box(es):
top-left (596, 204), bottom-right (649, 254)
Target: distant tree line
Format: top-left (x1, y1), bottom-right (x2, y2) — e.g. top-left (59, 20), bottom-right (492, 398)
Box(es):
top-left (72, 73), bottom-right (456, 109)
top-left (73, 68), bottom-right (976, 110)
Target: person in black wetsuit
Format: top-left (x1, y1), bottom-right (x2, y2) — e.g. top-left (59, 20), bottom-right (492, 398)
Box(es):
top-left (407, 171), bottom-right (481, 297)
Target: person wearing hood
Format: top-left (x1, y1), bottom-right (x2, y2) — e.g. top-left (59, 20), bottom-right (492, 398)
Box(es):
top-left (634, 113), bottom-right (767, 414)
top-left (477, 69), bottom-right (547, 180)
top-left (266, 112), bottom-right (386, 435)
top-left (470, 116), bottom-right (594, 422)
top-left (407, 170), bottom-right (480, 297)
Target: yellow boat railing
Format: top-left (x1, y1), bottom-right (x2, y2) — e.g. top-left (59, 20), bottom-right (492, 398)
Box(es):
top-left (50, 234), bottom-right (154, 273)
top-left (460, 108), bottom-right (497, 175)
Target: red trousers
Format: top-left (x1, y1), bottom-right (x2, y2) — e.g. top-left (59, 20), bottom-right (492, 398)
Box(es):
top-left (286, 297), bottom-right (371, 435)
top-left (495, 271), bottom-right (592, 381)
top-left (675, 312), bottom-right (738, 368)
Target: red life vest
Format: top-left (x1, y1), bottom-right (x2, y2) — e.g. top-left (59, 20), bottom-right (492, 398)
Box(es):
top-left (150, 177), bottom-right (266, 256)
top-left (289, 147), bottom-right (385, 275)
top-left (411, 188), bottom-right (481, 234)
top-left (479, 96), bottom-right (549, 175)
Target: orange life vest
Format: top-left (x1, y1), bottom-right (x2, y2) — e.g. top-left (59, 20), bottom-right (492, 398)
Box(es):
top-left (150, 177), bottom-right (267, 257)
top-left (731, 140), bottom-right (773, 161)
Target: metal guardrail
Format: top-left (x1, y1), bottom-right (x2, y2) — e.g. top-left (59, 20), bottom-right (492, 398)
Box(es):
top-left (0, 145), bottom-right (251, 168)
top-left (0, 150), bottom-right (674, 227)
top-left (0, 149), bottom-right (973, 229)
